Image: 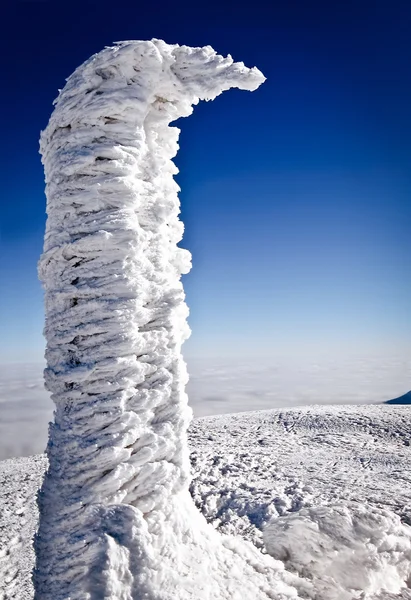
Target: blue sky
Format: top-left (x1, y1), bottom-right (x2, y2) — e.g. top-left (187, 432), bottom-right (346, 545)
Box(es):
top-left (1, 1), bottom-right (410, 363)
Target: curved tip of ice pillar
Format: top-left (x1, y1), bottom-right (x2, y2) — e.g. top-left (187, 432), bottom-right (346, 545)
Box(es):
top-left (41, 39), bottom-right (265, 138)
top-left (35, 41), bottom-right (269, 599)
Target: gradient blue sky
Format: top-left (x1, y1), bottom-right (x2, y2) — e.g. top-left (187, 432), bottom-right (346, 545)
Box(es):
top-left (1, 1), bottom-right (410, 362)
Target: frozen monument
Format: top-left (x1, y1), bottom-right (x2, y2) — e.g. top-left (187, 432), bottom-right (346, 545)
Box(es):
top-left (34, 39), bottom-right (301, 599)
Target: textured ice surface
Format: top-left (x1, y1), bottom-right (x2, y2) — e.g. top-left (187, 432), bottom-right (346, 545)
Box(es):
top-left (32, 39), bottom-right (309, 600)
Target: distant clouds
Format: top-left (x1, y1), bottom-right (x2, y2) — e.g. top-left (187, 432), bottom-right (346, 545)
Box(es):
top-left (0, 353), bottom-right (410, 460)
top-left (186, 353), bottom-right (411, 417)
top-left (0, 363), bottom-right (51, 460)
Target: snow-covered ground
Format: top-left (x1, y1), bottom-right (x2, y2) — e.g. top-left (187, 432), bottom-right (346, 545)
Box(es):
top-left (1, 404), bottom-right (410, 599)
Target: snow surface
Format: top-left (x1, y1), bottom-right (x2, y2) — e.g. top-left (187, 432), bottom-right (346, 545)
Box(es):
top-left (1, 405), bottom-right (410, 599)
top-left (265, 504), bottom-right (411, 600)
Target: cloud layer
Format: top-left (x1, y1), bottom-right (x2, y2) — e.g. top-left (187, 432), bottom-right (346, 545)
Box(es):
top-left (186, 353), bottom-right (411, 416)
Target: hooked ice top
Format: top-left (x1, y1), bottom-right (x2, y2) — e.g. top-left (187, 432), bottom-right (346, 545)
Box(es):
top-left (43, 39), bottom-right (265, 137)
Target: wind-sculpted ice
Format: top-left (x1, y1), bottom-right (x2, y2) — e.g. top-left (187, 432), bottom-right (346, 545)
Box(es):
top-left (34, 39), bottom-right (306, 599)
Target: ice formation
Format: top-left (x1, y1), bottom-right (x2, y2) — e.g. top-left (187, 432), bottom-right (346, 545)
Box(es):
top-left (34, 39), bottom-right (305, 599)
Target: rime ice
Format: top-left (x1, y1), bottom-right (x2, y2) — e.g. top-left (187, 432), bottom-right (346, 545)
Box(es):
top-left (33, 40), bottom-right (305, 599)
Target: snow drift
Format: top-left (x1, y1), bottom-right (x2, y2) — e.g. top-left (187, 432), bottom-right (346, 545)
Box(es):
top-left (34, 39), bottom-right (308, 599)
top-left (264, 503), bottom-right (411, 599)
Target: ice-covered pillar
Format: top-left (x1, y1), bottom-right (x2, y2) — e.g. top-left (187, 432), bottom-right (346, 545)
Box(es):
top-left (34, 40), bottom-right (265, 598)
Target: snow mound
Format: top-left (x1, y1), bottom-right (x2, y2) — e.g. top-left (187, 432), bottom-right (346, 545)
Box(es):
top-left (264, 503), bottom-right (411, 599)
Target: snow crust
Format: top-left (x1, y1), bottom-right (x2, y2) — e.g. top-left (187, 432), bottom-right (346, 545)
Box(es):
top-left (265, 503), bottom-right (411, 599)
top-left (190, 405), bottom-right (411, 599)
top-left (33, 39), bottom-right (312, 599)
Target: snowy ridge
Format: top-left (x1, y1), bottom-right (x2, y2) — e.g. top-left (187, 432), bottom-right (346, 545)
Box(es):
top-left (33, 39), bottom-right (309, 599)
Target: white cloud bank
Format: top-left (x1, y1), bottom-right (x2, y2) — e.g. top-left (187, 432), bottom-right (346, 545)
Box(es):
top-left (0, 363), bottom-right (52, 460)
top-left (187, 352), bottom-right (411, 416)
